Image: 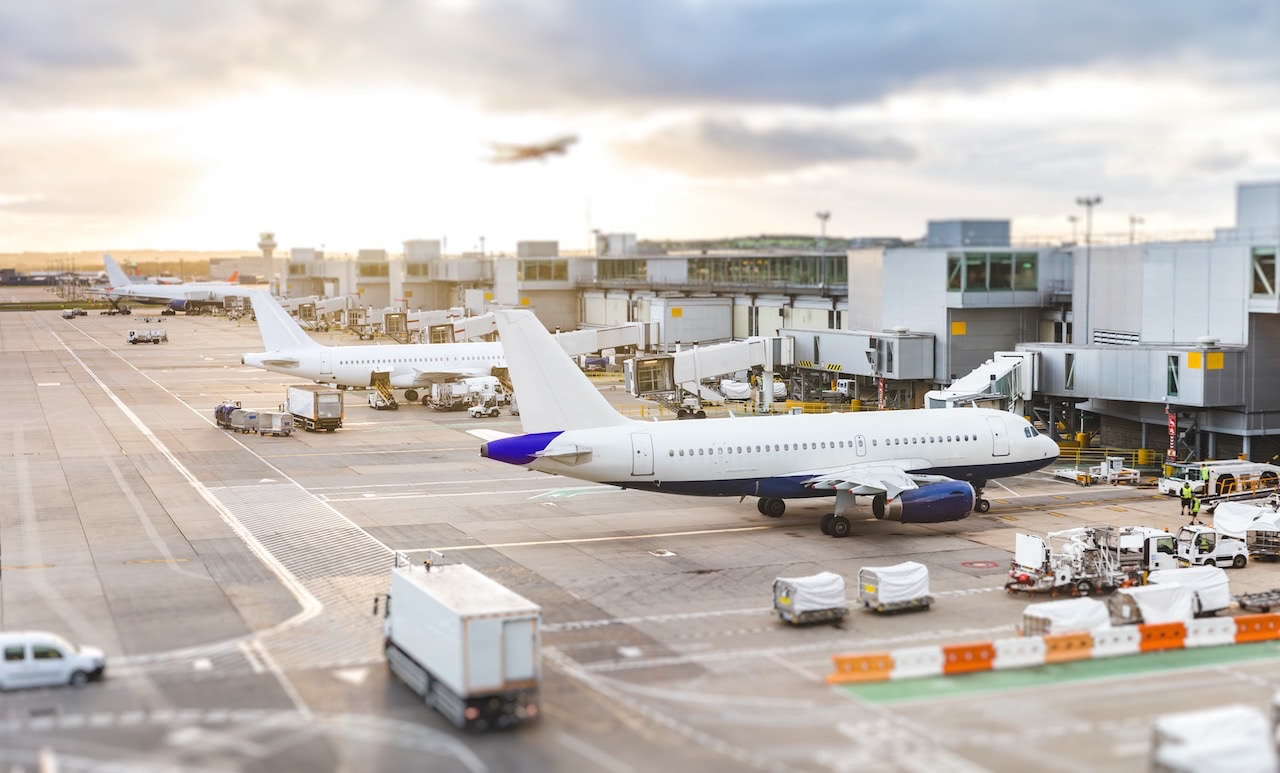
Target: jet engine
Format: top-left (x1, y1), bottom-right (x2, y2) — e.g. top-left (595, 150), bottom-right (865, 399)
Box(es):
top-left (872, 481), bottom-right (975, 523)
top-left (167, 299), bottom-right (187, 311)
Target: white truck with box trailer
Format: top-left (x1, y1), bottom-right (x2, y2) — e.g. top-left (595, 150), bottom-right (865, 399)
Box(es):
top-left (1157, 459), bottom-right (1280, 498)
top-left (380, 560), bottom-right (541, 731)
top-left (286, 385), bottom-right (344, 432)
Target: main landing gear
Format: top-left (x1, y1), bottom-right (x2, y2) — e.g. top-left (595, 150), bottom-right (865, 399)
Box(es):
top-left (819, 513), bottom-right (852, 538)
top-left (404, 389), bottom-right (419, 403)
top-left (973, 481), bottom-right (991, 513)
top-left (757, 497), bottom-right (785, 518)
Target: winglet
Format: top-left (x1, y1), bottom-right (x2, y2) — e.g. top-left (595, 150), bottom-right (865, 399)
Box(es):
top-left (247, 292), bottom-right (321, 352)
top-left (493, 309), bottom-right (632, 434)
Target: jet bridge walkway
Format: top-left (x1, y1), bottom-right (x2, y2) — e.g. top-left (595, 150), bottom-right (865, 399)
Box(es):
top-left (925, 351), bottom-right (1039, 414)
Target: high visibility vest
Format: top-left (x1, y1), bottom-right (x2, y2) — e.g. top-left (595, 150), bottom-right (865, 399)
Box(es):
top-left (1191, 499), bottom-right (1201, 514)
top-left (1181, 484), bottom-right (1193, 498)
top-left (1202, 468), bottom-right (1211, 482)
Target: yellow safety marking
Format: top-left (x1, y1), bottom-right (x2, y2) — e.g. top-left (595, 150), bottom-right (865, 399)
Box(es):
top-left (1049, 512), bottom-right (1067, 517)
top-left (1187, 351), bottom-right (1202, 369)
top-left (0, 564), bottom-right (54, 570)
top-left (671, 307), bottom-right (683, 318)
top-left (999, 515), bottom-right (1018, 521)
top-left (1106, 506), bottom-right (1128, 512)
top-left (951, 321), bottom-right (967, 335)
top-left (124, 558), bottom-right (190, 565)
top-left (1051, 495), bottom-right (1069, 500)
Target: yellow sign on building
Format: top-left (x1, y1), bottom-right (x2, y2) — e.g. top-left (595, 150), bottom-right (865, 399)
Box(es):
top-left (951, 321), bottom-right (967, 335)
top-left (671, 307), bottom-right (683, 318)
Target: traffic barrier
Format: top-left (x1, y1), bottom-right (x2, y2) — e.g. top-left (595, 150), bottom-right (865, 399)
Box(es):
top-left (826, 652), bottom-right (893, 685)
top-left (941, 642), bottom-right (996, 675)
top-left (1090, 626), bottom-right (1142, 658)
top-left (993, 637), bottom-right (1046, 670)
top-left (1043, 632), bottom-right (1093, 663)
top-left (889, 646), bottom-right (945, 680)
top-left (1184, 617), bottom-right (1237, 648)
top-left (1139, 622), bottom-right (1187, 652)
top-left (1234, 613), bottom-right (1280, 643)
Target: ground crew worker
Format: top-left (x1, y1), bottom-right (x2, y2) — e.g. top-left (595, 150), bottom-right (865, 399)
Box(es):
top-left (1189, 496), bottom-right (1203, 526)
top-left (1180, 481), bottom-right (1194, 515)
top-left (1202, 466), bottom-right (1211, 493)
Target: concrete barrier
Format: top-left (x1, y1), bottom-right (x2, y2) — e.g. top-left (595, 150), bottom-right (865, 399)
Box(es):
top-left (1090, 626), bottom-right (1142, 658)
top-left (1139, 622), bottom-right (1187, 652)
top-left (889, 646), bottom-right (945, 680)
top-left (1043, 631), bottom-right (1093, 663)
top-left (942, 642), bottom-right (996, 675)
top-left (993, 636), bottom-right (1047, 670)
top-left (827, 652), bottom-right (893, 684)
top-left (1185, 617), bottom-right (1238, 648)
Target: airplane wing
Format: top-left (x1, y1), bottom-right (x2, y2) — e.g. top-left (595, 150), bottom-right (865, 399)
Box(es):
top-left (801, 461), bottom-right (948, 500)
top-left (405, 367), bottom-right (489, 385)
top-left (466, 429), bottom-right (514, 443)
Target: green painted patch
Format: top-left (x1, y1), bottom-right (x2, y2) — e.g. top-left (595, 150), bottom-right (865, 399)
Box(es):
top-left (844, 641), bottom-right (1280, 703)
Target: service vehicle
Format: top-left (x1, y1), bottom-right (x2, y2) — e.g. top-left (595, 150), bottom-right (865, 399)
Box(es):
top-left (1006, 525), bottom-right (1176, 596)
top-left (378, 559), bottom-right (541, 731)
top-left (367, 391), bottom-right (398, 410)
top-left (127, 329), bottom-right (168, 344)
top-left (0, 631), bottom-right (106, 690)
top-left (1247, 514), bottom-right (1280, 561)
top-left (60, 309), bottom-right (76, 319)
top-left (1147, 566), bottom-right (1231, 616)
top-left (427, 377), bottom-right (506, 411)
top-left (214, 400), bottom-right (241, 429)
top-left (1215, 494), bottom-right (1280, 541)
top-left (1175, 525), bottom-right (1248, 568)
top-left (856, 562), bottom-right (932, 613)
top-left (1157, 459), bottom-right (1280, 498)
top-left (468, 395), bottom-right (503, 419)
top-left (286, 385), bottom-right (343, 432)
top-left (1019, 597), bottom-right (1109, 636)
top-left (773, 572), bottom-right (849, 625)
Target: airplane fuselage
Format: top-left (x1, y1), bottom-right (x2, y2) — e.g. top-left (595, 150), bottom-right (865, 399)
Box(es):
top-left (245, 341), bottom-right (506, 389)
top-left (483, 407), bottom-right (1059, 498)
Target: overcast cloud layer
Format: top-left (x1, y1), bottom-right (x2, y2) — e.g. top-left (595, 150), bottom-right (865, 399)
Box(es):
top-left (0, 1), bottom-right (1278, 250)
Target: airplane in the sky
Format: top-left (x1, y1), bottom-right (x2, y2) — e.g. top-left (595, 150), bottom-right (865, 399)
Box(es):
top-left (99, 254), bottom-right (241, 311)
top-left (489, 134), bottom-right (578, 163)
top-left (241, 292), bottom-right (506, 404)
top-left (478, 310), bottom-right (1061, 537)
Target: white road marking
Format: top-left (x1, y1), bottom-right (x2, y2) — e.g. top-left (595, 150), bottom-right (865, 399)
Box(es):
top-left (556, 732), bottom-right (635, 773)
top-left (766, 651), bottom-right (824, 683)
top-left (420, 524), bottom-right (779, 552)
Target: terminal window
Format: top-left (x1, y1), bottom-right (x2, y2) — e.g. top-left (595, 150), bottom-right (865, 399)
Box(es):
top-left (1167, 354), bottom-right (1180, 397)
top-left (1253, 247), bottom-right (1277, 296)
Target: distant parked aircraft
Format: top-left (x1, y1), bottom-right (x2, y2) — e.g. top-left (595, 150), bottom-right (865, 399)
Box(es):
top-left (98, 254), bottom-right (241, 311)
top-left (490, 134), bottom-right (578, 163)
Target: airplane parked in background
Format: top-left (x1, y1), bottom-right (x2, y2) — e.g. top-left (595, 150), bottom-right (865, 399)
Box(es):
top-left (99, 254), bottom-right (241, 311)
top-left (479, 310), bottom-right (1060, 537)
top-left (241, 292), bottom-right (506, 404)
top-left (489, 134), bottom-right (578, 163)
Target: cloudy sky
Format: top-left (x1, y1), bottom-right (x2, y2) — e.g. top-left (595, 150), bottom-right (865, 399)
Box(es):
top-left (2, 1), bottom-right (1278, 253)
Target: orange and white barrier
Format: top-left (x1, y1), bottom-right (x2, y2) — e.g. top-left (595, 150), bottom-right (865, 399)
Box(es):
top-left (828, 616), bottom-right (1280, 685)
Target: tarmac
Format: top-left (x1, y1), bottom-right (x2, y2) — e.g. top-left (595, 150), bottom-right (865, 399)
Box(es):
top-left (3, 292), bottom-right (1280, 772)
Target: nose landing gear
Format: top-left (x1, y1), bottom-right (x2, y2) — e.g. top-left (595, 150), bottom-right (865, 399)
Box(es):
top-left (756, 497), bottom-right (786, 518)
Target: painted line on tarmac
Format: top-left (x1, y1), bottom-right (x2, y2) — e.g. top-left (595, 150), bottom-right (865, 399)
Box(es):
top-left (841, 641), bottom-right (1280, 704)
top-left (319, 485), bottom-right (616, 502)
top-left (556, 733), bottom-right (634, 773)
top-left (420, 524), bottom-right (780, 553)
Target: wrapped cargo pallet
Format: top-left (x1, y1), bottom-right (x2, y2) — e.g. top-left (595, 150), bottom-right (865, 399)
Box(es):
top-left (1020, 597), bottom-right (1110, 637)
top-left (857, 561), bottom-right (932, 613)
top-left (773, 572), bottom-right (848, 625)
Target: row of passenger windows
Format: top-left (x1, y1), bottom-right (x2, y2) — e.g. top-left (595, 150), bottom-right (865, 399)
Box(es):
top-left (666, 433), bottom-right (982, 457)
top-left (338, 356), bottom-right (500, 366)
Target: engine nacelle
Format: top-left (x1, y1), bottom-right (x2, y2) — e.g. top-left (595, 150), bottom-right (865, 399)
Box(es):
top-left (167, 299), bottom-right (187, 311)
top-left (872, 481), bottom-right (975, 523)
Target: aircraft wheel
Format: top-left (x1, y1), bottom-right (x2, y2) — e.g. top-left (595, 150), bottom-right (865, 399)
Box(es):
top-left (404, 389), bottom-right (419, 403)
top-left (756, 498), bottom-right (767, 514)
top-left (760, 498), bottom-right (785, 518)
top-left (975, 498), bottom-right (991, 513)
top-left (829, 516), bottom-right (851, 538)
top-left (820, 513), bottom-right (834, 535)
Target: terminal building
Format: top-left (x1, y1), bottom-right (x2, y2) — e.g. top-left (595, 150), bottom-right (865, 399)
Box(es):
top-left (260, 180), bottom-right (1280, 463)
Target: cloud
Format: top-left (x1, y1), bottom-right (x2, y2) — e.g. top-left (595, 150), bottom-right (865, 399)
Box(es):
top-left (615, 118), bottom-right (915, 176)
top-left (1, 1), bottom-right (1277, 111)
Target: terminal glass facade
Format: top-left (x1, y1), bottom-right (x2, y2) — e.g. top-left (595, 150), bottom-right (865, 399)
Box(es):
top-left (518, 260), bottom-right (568, 281)
top-left (598, 259), bottom-right (647, 281)
top-left (947, 251), bottom-right (1039, 291)
top-left (358, 263), bottom-right (389, 277)
top-left (686, 255), bottom-right (846, 287)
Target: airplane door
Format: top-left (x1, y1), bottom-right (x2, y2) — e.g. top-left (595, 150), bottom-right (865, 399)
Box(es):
top-left (320, 349), bottom-right (333, 377)
top-left (986, 416), bottom-right (1010, 457)
top-left (855, 435), bottom-right (867, 457)
top-left (631, 433), bottom-right (654, 476)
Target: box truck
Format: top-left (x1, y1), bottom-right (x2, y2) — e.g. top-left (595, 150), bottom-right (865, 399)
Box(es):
top-left (285, 385), bottom-right (343, 432)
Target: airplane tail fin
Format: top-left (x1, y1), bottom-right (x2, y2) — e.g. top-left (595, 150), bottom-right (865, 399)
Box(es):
top-left (227, 271), bottom-right (239, 283)
top-left (248, 292), bottom-right (321, 352)
top-left (102, 254), bottom-right (132, 288)
top-left (493, 309), bottom-right (632, 434)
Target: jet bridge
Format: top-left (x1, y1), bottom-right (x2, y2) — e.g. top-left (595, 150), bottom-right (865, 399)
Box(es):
top-left (625, 336), bottom-right (795, 414)
top-left (925, 351), bottom-right (1039, 414)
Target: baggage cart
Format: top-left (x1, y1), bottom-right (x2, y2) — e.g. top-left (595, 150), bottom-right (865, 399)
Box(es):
top-left (229, 409), bottom-right (259, 434)
top-left (257, 411), bottom-right (292, 437)
top-left (773, 572), bottom-right (848, 625)
top-left (857, 561), bottom-right (932, 613)
top-left (214, 400), bottom-right (241, 429)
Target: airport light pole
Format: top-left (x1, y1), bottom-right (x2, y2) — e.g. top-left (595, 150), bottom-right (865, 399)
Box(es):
top-left (1067, 214), bottom-right (1079, 244)
top-left (815, 210), bottom-right (831, 289)
top-left (1076, 196), bottom-right (1102, 343)
top-left (1129, 215), bottom-right (1144, 244)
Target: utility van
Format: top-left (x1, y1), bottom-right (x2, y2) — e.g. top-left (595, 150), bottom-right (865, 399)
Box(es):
top-left (0, 631), bottom-right (106, 690)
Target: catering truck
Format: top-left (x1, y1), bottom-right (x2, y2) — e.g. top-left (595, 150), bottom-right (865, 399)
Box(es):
top-left (379, 560), bottom-right (541, 731)
top-left (285, 385), bottom-right (343, 432)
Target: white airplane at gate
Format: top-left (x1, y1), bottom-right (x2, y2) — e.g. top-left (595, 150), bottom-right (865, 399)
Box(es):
top-left (99, 254), bottom-right (242, 310)
top-left (479, 309), bottom-right (1060, 537)
top-left (241, 292), bottom-right (505, 403)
